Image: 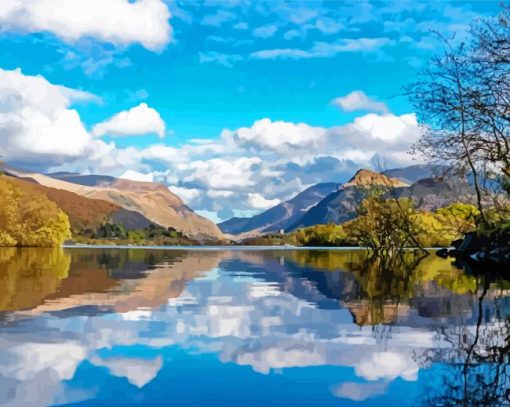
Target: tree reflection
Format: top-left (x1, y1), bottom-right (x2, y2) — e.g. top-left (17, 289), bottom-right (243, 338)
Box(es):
top-left (280, 248), bottom-right (488, 326)
top-left (0, 247), bottom-right (70, 312)
top-left (420, 275), bottom-right (510, 406)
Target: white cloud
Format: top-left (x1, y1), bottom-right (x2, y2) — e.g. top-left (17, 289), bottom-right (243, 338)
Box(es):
top-left (251, 38), bottom-right (393, 60)
top-left (332, 381), bottom-right (388, 401)
top-left (0, 68), bottom-right (106, 166)
top-left (41, 111), bottom-right (421, 220)
top-left (253, 24), bottom-right (278, 39)
top-left (119, 170), bottom-right (154, 182)
top-left (332, 90), bottom-right (388, 114)
top-left (228, 118), bottom-right (325, 154)
top-left (170, 186), bottom-right (201, 204)
top-left (0, 0), bottom-right (172, 51)
top-left (111, 114), bottom-right (420, 218)
top-left (92, 103), bottom-right (166, 138)
top-left (90, 356), bottom-right (163, 388)
top-left (349, 113), bottom-right (418, 143)
top-left (355, 352), bottom-right (419, 381)
top-left (247, 193), bottom-right (281, 210)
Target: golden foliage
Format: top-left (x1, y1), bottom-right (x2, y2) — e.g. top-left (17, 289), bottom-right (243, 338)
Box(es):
top-left (293, 224), bottom-right (349, 246)
top-left (0, 177), bottom-right (71, 247)
top-left (342, 196), bottom-right (425, 254)
top-left (0, 247), bottom-right (70, 311)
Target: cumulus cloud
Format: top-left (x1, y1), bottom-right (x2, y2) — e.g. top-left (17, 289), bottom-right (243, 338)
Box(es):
top-left (0, 68), bottom-right (107, 167)
top-left (56, 113), bottom-right (419, 219)
top-left (90, 356), bottom-right (163, 388)
top-left (355, 352), bottom-right (419, 381)
top-left (6, 70), bottom-right (421, 220)
top-left (113, 114), bottom-right (421, 219)
top-left (92, 103), bottom-right (166, 138)
top-left (119, 170), bottom-right (154, 182)
top-left (247, 193), bottom-right (281, 210)
top-left (332, 91), bottom-right (388, 114)
top-left (0, 0), bottom-right (172, 51)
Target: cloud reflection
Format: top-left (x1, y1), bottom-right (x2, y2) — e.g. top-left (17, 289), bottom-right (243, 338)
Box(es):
top-left (0, 248), bottom-right (506, 406)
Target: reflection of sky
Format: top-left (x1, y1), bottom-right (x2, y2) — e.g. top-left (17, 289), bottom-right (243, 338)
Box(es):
top-left (0, 249), bottom-right (505, 406)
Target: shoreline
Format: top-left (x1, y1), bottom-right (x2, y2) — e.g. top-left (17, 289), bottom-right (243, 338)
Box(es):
top-left (59, 245), bottom-right (442, 251)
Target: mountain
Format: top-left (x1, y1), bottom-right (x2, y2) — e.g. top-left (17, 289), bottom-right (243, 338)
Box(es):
top-left (5, 175), bottom-right (152, 232)
top-left (287, 169), bottom-right (409, 231)
top-left (220, 165), bottom-right (477, 238)
top-left (48, 173), bottom-right (117, 187)
top-left (394, 176), bottom-right (476, 211)
top-left (7, 169), bottom-right (224, 242)
top-left (218, 182), bottom-right (340, 237)
top-left (382, 164), bottom-right (446, 184)
top-left (289, 169), bottom-right (477, 232)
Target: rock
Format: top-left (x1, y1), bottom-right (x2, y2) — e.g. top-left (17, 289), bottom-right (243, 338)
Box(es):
top-left (457, 232), bottom-right (491, 255)
top-left (451, 238), bottom-right (464, 249)
top-left (436, 248), bottom-right (449, 258)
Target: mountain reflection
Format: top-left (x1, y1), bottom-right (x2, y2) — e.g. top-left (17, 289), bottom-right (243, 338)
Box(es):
top-left (0, 248), bottom-right (508, 406)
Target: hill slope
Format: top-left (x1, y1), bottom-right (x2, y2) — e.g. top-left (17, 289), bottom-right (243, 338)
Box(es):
top-left (7, 169), bottom-right (224, 242)
top-left (218, 182), bottom-right (340, 237)
top-left (288, 169), bottom-right (477, 232)
top-left (287, 169), bottom-right (408, 231)
top-left (6, 176), bottom-right (152, 232)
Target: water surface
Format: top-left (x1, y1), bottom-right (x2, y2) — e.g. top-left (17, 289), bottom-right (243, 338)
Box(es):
top-left (0, 247), bottom-right (508, 406)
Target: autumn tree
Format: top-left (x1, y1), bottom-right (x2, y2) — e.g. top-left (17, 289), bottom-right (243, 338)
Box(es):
top-left (343, 192), bottom-right (427, 258)
top-left (0, 177), bottom-right (71, 247)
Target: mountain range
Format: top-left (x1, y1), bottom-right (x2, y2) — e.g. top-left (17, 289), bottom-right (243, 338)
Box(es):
top-left (2, 163), bottom-right (477, 244)
top-left (219, 165), bottom-right (476, 239)
top-left (4, 168), bottom-right (224, 242)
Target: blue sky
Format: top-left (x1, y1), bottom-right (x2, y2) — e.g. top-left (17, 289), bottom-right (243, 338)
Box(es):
top-left (0, 0), bottom-right (503, 222)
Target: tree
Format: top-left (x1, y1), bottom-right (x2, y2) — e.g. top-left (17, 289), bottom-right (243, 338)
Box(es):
top-left (407, 5), bottom-right (510, 228)
top-left (343, 192), bottom-right (427, 258)
top-left (406, 35), bottom-right (490, 226)
top-left (0, 177), bottom-right (71, 247)
top-left (468, 6), bottom-right (510, 187)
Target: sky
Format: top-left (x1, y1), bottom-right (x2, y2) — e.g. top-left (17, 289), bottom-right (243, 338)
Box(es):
top-left (0, 0), bottom-right (503, 223)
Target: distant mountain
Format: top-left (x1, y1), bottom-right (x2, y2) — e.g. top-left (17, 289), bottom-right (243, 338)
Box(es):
top-left (48, 173), bottom-right (116, 187)
top-left (382, 164), bottom-right (446, 184)
top-left (287, 169), bottom-right (409, 231)
top-left (289, 169), bottom-right (476, 232)
top-left (218, 182), bottom-right (340, 237)
top-left (7, 168), bottom-right (224, 242)
top-left (219, 165), bottom-right (478, 238)
top-left (394, 176), bottom-right (476, 211)
top-left (6, 175), bottom-right (152, 232)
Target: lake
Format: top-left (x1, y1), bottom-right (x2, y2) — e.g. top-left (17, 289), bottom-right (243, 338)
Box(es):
top-left (0, 247), bottom-right (508, 406)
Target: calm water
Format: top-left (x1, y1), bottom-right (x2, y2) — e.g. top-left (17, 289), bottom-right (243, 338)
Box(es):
top-left (0, 247), bottom-right (508, 406)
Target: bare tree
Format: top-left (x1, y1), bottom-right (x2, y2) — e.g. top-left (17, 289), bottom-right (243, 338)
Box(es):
top-left (405, 35), bottom-right (490, 227)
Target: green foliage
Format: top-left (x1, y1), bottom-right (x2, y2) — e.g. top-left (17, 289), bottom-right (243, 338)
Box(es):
top-left (293, 224), bottom-right (349, 246)
top-left (0, 177), bottom-right (71, 247)
top-left (415, 203), bottom-right (479, 247)
top-left (287, 202), bottom-right (480, 249)
top-left (93, 222), bottom-right (127, 239)
top-left (77, 222), bottom-right (193, 246)
top-left (342, 196), bottom-right (425, 255)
